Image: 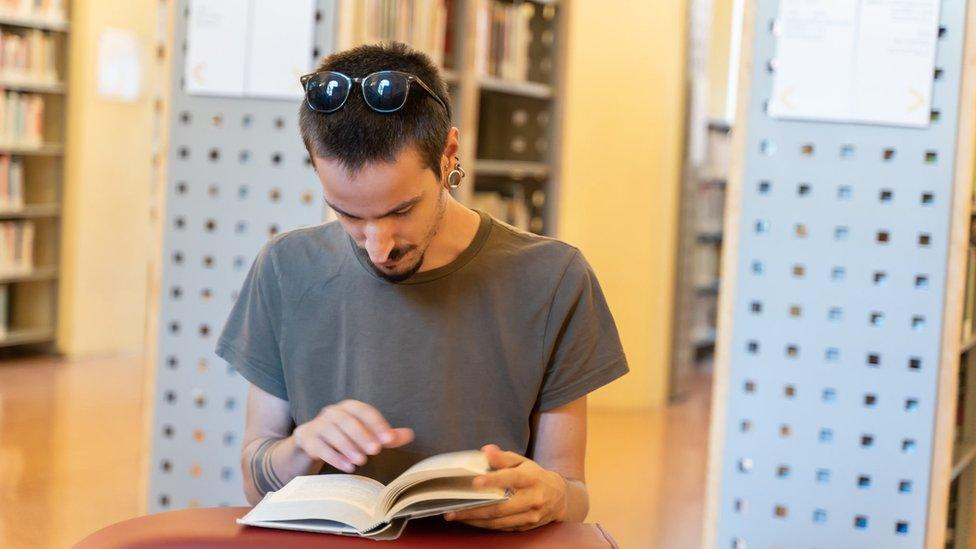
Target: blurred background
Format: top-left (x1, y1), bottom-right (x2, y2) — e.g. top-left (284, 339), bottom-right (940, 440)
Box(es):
top-left (1, 0), bottom-right (973, 548)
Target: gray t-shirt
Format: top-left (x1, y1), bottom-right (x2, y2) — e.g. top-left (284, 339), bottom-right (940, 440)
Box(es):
top-left (215, 211), bottom-right (628, 484)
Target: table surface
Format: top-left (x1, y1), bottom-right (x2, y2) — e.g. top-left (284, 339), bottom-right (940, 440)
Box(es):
top-left (73, 506), bottom-right (620, 548)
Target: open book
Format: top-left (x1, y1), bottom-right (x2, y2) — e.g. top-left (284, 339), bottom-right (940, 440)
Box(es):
top-left (237, 449), bottom-right (510, 540)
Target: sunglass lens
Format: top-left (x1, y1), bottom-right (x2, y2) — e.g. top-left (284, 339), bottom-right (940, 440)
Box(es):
top-left (306, 73), bottom-right (350, 112)
top-left (362, 72), bottom-right (409, 112)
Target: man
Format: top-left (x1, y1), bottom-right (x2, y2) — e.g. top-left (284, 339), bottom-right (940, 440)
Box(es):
top-left (216, 42), bottom-right (628, 532)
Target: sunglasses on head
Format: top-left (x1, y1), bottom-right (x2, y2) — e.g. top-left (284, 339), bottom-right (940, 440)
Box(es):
top-left (299, 70), bottom-right (450, 118)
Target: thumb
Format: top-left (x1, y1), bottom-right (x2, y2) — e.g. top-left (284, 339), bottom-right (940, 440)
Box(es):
top-left (383, 427), bottom-right (414, 448)
top-left (481, 444), bottom-right (526, 469)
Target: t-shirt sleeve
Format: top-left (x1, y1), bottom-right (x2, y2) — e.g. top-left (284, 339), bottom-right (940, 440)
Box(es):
top-left (536, 250), bottom-right (630, 412)
top-left (214, 241), bottom-right (288, 400)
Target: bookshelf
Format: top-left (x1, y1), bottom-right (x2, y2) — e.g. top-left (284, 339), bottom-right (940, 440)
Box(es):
top-left (0, 0), bottom-right (67, 351)
top-left (334, 0), bottom-right (564, 236)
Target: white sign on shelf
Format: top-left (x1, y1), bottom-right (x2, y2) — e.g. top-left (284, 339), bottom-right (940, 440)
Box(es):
top-left (768, 0), bottom-right (941, 128)
top-left (184, 0), bottom-right (315, 100)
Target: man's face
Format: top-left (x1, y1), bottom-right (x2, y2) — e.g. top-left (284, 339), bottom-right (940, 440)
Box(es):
top-left (314, 146), bottom-right (446, 283)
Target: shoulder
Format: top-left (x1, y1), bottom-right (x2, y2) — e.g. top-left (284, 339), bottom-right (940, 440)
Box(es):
top-left (480, 216), bottom-right (590, 284)
top-left (256, 220), bottom-right (349, 283)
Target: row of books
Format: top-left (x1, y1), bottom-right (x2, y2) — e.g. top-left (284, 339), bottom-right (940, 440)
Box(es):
top-left (0, 29), bottom-right (58, 83)
top-left (695, 179), bottom-right (726, 235)
top-left (0, 0), bottom-right (65, 21)
top-left (470, 188), bottom-right (544, 234)
top-left (0, 90), bottom-right (43, 145)
top-left (0, 154), bottom-right (24, 209)
top-left (963, 245), bottom-right (976, 341)
top-left (354, 0), bottom-right (453, 71)
top-left (0, 219), bottom-right (33, 273)
top-left (475, 1), bottom-right (541, 82)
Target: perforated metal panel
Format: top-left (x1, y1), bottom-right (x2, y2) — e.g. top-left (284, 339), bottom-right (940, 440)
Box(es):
top-left (146, 0), bottom-right (336, 512)
top-left (714, 0), bottom-right (970, 547)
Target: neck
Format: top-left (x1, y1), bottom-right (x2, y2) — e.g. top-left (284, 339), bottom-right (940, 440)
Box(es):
top-left (418, 194), bottom-right (481, 272)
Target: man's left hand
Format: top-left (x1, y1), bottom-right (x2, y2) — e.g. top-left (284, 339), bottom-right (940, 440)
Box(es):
top-left (443, 443), bottom-right (568, 532)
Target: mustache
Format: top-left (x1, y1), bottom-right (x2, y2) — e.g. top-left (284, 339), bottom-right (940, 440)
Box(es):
top-left (387, 246), bottom-right (416, 261)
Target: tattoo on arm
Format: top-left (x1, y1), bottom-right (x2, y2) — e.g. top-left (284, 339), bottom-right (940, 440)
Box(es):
top-left (249, 437), bottom-right (286, 494)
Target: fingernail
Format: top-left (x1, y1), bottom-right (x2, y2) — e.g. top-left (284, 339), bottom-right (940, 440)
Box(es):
top-left (445, 512), bottom-right (454, 520)
top-left (352, 453), bottom-right (365, 464)
top-left (368, 443), bottom-right (380, 454)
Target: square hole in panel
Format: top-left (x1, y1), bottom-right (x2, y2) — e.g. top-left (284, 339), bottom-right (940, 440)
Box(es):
top-left (905, 398), bottom-right (919, 412)
top-left (877, 230), bottom-right (890, 243)
top-left (752, 260), bottom-right (764, 274)
top-left (758, 180), bottom-right (772, 194)
top-left (822, 388), bottom-right (836, 402)
top-left (740, 419), bottom-right (752, 433)
top-left (800, 143), bottom-right (815, 156)
top-left (857, 474), bottom-right (871, 488)
top-left (779, 424), bottom-right (792, 437)
top-left (902, 438), bottom-right (916, 453)
top-left (912, 316), bottom-right (926, 331)
top-left (828, 307), bottom-right (843, 321)
top-left (750, 301), bottom-right (763, 314)
top-left (867, 353), bottom-right (881, 367)
top-left (869, 311), bottom-right (885, 327)
top-left (755, 220), bottom-right (770, 234)
top-left (820, 428), bottom-right (834, 443)
top-left (760, 139), bottom-right (777, 155)
top-left (879, 189), bottom-right (893, 203)
top-left (776, 464), bottom-right (790, 478)
top-left (832, 266), bottom-right (846, 281)
top-left (834, 226), bottom-right (849, 240)
top-left (896, 521), bottom-right (909, 535)
top-left (898, 480), bottom-right (913, 493)
top-left (909, 357), bottom-right (922, 370)
top-left (734, 498), bottom-right (747, 512)
top-left (744, 380), bottom-right (757, 393)
top-left (855, 515), bottom-right (869, 529)
top-left (861, 434), bottom-right (874, 448)
top-left (792, 264), bottom-right (805, 277)
top-left (918, 233), bottom-right (931, 247)
top-left (797, 182), bottom-right (811, 196)
top-left (786, 344), bottom-right (799, 357)
top-left (925, 150), bottom-right (938, 163)
top-left (873, 271), bottom-right (887, 286)
top-left (774, 504), bottom-right (789, 518)
top-left (921, 191), bottom-right (934, 205)
top-left (882, 148), bottom-right (896, 161)
top-left (931, 109), bottom-right (941, 122)
top-left (784, 385), bottom-right (796, 398)
top-left (838, 185), bottom-right (852, 200)
top-left (813, 509), bottom-right (828, 523)
top-left (747, 340), bottom-right (760, 354)
top-left (826, 347), bottom-right (840, 362)
top-left (789, 305), bottom-right (802, 318)
top-left (864, 394), bottom-right (877, 407)
top-left (840, 144), bottom-right (855, 158)
top-left (738, 457), bottom-right (754, 473)
top-left (795, 223), bottom-right (808, 238)
top-left (816, 469), bottom-right (831, 483)
top-left (915, 275), bottom-right (929, 288)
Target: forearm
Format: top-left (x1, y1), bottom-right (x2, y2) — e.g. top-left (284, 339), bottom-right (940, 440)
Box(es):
top-left (559, 476), bottom-right (590, 523)
top-left (241, 434), bottom-right (321, 505)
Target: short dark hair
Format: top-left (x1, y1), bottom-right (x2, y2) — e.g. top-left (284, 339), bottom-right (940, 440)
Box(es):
top-left (298, 41), bottom-right (452, 180)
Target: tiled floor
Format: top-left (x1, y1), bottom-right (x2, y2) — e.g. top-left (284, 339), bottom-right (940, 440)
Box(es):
top-left (0, 354), bottom-right (711, 548)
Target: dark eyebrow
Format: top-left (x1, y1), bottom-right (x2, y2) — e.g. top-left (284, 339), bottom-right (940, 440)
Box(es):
top-left (325, 194), bottom-right (423, 220)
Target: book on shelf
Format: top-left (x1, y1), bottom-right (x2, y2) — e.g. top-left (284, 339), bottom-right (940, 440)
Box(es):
top-left (0, 27), bottom-right (58, 83)
top-left (475, 0), bottom-right (535, 82)
top-left (355, 0), bottom-right (451, 70)
top-left (0, 0), bottom-right (65, 21)
top-left (0, 154), bottom-right (25, 209)
top-left (0, 219), bottom-right (32, 273)
top-left (470, 188), bottom-right (543, 233)
top-left (0, 89), bottom-right (43, 145)
top-left (237, 450), bottom-right (508, 540)
top-left (964, 246), bottom-right (976, 339)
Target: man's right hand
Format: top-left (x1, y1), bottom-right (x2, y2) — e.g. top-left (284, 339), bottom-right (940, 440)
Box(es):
top-left (292, 399), bottom-right (414, 473)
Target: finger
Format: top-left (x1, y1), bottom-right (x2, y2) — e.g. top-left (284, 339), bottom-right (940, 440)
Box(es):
top-left (458, 509), bottom-right (545, 531)
top-left (481, 446), bottom-right (527, 470)
top-left (329, 406), bottom-right (383, 455)
top-left (340, 400), bottom-right (398, 444)
top-left (386, 427), bottom-right (414, 447)
top-left (446, 494), bottom-right (532, 521)
top-left (303, 435), bottom-right (355, 472)
top-left (474, 467), bottom-right (536, 489)
top-left (320, 422), bottom-right (368, 467)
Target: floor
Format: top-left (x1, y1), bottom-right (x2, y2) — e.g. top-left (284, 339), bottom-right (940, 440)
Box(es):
top-left (0, 354), bottom-right (712, 548)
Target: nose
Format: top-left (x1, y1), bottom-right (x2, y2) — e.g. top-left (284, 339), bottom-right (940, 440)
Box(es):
top-left (363, 222), bottom-right (395, 264)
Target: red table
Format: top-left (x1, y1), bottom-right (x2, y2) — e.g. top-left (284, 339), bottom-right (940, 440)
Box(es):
top-left (74, 507), bottom-right (619, 548)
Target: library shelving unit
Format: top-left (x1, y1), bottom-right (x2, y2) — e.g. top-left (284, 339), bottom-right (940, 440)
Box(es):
top-left (0, 2), bottom-right (68, 352)
top-left (334, 0), bottom-right (564, 236)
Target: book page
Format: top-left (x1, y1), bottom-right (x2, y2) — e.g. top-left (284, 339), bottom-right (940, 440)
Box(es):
top-left (384, 476), bottom-right (507, 520)
top-left (397, 450), bottom-right (489, 478)
top-left (270, 474), bottom-right (384, 506)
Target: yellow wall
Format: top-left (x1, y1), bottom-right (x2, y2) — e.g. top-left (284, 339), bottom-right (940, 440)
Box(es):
top-left (709, 0), bottom-right (735, 120)
top-left (558, 0), bottom-right (687, 409)
top-left (59, 0), bottom-right (156, 356)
